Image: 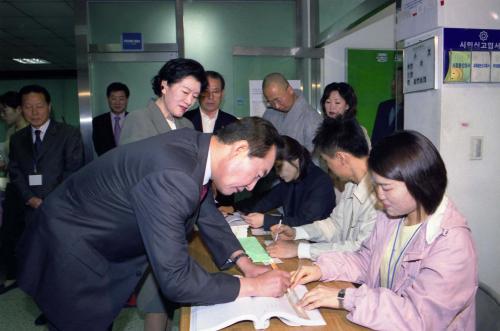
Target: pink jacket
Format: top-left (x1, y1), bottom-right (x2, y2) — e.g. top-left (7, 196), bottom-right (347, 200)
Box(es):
top-left (316, 198), bottom-right (477, 330)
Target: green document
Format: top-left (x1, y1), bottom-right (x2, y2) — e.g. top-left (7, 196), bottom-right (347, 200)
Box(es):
top-left (238, 237), bottom-right (273, 264)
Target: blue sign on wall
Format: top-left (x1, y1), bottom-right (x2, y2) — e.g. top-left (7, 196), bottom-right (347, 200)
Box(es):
top-left (121, 32), bottom-right (143, 51)
top-left (443, 28), bottom-right (500, 79)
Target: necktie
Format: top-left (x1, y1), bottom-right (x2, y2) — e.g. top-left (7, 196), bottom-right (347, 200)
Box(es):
top-left (114, 116), bottom-right (121, 144)
top-left (200, 184), bottom-right (209, 202)
top-left (34, 129), bottom-right (42, 157)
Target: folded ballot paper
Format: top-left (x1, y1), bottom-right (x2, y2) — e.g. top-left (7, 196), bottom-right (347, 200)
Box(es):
top-left (225, 212), bottom-right (249, 238)
top-left (190, 284), bottom-right (326, 331)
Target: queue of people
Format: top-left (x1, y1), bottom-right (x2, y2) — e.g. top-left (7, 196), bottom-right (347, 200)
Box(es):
top-left (0, 57), bottom-right (477, 331)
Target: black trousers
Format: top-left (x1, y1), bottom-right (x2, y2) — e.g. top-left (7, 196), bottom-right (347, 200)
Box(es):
top-left (0, 183), bottom-right (26, 281)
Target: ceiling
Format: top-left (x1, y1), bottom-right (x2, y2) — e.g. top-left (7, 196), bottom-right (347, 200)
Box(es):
top-left (0, 0), bottom-right (297, 77)
top-left (0, 0), bottom-right (76, 75)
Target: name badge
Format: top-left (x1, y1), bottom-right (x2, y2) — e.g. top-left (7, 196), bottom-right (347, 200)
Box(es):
top-left (29, 174), bottom-right (43, 186)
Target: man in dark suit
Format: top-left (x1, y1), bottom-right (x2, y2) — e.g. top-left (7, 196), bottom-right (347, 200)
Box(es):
top-left (184, 70), bottom-right (237, 134)
top-left (9, 84), bottom-right (84, 212)
top-left (185, 71), bottom-right (238, 208)
top-left (17, 117), bottom-right (290, 331)
top-left (7, 84), bottom-right (84, 324)
top-left (371, 67), bottom-right (404, 145)
top-left (92, 82), bottom-right (129, 156)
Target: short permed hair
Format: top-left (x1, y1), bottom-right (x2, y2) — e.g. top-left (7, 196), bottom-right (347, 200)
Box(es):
top-left (151, 58), bottom-right (207, 97)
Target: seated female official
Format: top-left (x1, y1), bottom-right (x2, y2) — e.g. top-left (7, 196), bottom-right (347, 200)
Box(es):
top-left (290, 130), bottom-right (477, 330)
top-left (241, 136), bottom-right (335, 230)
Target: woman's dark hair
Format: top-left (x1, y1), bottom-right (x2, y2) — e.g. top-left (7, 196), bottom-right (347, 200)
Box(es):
top-left (320, 82), bottom-right (357, 119)
top-left (217, 117), bottom-right (283, 158)
top-left (369, 130), bottom-right (447, 216)
top-left (19, 84), bottom-right (51, 104)
top-left (313, 117), bottom-right (369, 158)
top-left (275, 136), bottom-right (311, 181)
top-left (0, 91), bottom-right (21, 108)
top-left (151, 58), bottom-right (207, 97)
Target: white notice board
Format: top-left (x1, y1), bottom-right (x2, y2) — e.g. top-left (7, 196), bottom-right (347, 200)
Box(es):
top-left (403, 36), bottom-right (438, 93)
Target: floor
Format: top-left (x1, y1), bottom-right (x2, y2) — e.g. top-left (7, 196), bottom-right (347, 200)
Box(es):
top-left (0, 287), bottom-right (180, 331)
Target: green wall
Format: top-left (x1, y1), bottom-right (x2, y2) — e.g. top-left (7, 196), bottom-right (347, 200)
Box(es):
top-left (0, 79), bottom-right (79, 141)
top-left (89, 1), bottom-right (296, 117)
top-left (347, 49), bottom-right (401, 135)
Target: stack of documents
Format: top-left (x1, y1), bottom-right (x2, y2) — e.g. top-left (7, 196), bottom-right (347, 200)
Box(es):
top-left (225, 212), bottom-right (248, 238)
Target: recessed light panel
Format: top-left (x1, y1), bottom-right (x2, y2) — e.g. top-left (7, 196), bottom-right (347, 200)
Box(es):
top-left (12, 58), bottom-right (51, 64)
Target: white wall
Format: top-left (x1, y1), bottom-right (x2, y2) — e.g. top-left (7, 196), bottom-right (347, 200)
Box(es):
top-left (323, 4), bottom-right (396, 85)
top-left (402, 0), bottom-right (500, 296)
top-left (324, 0), bottom-right (500, 297)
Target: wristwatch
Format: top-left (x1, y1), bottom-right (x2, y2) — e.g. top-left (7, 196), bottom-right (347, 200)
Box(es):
top-left (229, 252), bottom-right (248, 264)
top-left (337, 288), bottom-right (346, 309)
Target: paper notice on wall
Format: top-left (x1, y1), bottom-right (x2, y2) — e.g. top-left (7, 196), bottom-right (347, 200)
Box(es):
top-left (249, 80), bottom-right (302, 117)
top-left (490, 52), bottom-right (500, 83)
top-left (444, 51), bottom-right (471, 83)
top-left (471, 52), bottom-right (491, 83)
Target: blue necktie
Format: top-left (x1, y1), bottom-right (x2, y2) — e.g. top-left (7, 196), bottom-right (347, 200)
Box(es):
top-left (114, 116), bottom-right (121, 144)
top-left (34, 129), bottom-right (42, 157)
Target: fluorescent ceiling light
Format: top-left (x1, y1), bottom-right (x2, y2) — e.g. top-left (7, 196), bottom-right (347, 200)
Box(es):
top-left (12, 58), bottom-right (51, 64)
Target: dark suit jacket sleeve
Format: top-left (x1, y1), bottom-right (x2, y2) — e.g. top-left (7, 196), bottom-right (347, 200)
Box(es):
top-left (129, 170), bottom-right (240, 305)
top-left (62, 126), bottom-right (84, 180)
top-left (242, 183), bottom-right (285, 230)
top-left (263, 171), bottom-right (335, 229)
top-left (197, 185), bottom-right (242, 268)
top-left (244, 183), bottom-right (285, 213)
top-left (92, 114), bottom-right (113, 156)
top-left (8, 133), bottom-right (35, 202)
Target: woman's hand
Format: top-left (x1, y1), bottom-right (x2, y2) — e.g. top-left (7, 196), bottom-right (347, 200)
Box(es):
top-left (270, 224), bottom-right (295, 240)
top-left (290, 265), bottom-right (322, 288)
top-left (298, 284), bottom-right (343, 310)
top-left (242, 212), bottom-right (264, 228)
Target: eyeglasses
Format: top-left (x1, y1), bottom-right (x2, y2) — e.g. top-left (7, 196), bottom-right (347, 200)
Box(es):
top-left (265, 93), bottom-right (289, 108)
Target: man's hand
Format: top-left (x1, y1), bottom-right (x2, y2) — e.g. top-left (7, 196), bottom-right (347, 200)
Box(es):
top-left (236, 255), bottom-right (270, 277)
top-left (218, 205), bottom-right (234, 216)
top-left (270, 224), bottom-right (296, 240)
top-left (238, 269), bottom-right (291, 298)
top-left (242, 212), bottom-right (264, 228)
top-left (26, 197), bottom-right (43, 209)
top-left (266, 240), bottom-right (299, 259)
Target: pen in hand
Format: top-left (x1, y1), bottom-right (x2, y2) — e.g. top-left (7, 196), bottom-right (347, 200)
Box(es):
top-left (273, 218), bottom-right (282, 242)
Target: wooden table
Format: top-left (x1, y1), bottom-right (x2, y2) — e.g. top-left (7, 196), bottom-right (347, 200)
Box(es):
top-left (180, 232), bottom-right (369, 331)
